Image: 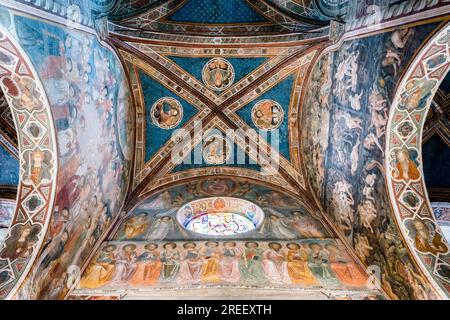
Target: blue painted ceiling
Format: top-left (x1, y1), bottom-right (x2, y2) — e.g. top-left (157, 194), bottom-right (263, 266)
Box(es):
top-left (137, 55), bottom-right (296, 174)
top-left (236, 74), bottom-right (295, 160)
top-left (92, 0), bottom-right (341, 22)
top-left (166, 0), bottom-right (270, 24)
top-left (139, 69), bottom-right (199, 162)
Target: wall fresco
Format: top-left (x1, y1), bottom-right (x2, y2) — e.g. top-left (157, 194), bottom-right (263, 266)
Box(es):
top-left (0, 23), bottom-right (57, 300)
top-left (302, 23), bottom-right (444, 299)
top-left (78, 240), bottom-right (370, 291)
top-left (0, 7), bottom-right (134, 300)
top-left (114, 178), bottom-right (329, 242)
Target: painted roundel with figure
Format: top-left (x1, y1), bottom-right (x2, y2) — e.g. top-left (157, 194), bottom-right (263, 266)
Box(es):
top-left (202, 134), bottom-right (232, 165)
top-left (202, 58), bottom-right (235, 91)
top-left (150, 97), bottom-right (183, 129)
top-left (252, 99), bottom-right (284, 131)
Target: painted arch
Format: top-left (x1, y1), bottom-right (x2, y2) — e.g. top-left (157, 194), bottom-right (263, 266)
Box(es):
top-left (386, 23), bottom-right (450, 297)
top-left (0, 26), bottom-right (57, 299)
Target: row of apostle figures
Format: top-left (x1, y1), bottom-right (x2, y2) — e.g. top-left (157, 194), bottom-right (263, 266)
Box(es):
top-left (81, 241), bottom-right (368, 289)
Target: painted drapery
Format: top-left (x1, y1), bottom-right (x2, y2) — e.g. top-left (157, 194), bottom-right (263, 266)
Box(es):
top-left (77, 240), bottom-right (371, 291)
top-left (302, 22), bottom-right (446, 299)
top-left (0, 6), bottom-right (134, 300)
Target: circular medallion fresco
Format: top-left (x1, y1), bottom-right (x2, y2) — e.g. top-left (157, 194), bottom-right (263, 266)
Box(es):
top-left (202, 134), bottom-right (231, 165)
top-left (176, 197), bottom-right (265, 236)
top-left (202, 58), bottom-right (235, 91)
top-left (151, 97), bottom-right (183, 129)
top-left (251, 99), bottom-right (284, 131)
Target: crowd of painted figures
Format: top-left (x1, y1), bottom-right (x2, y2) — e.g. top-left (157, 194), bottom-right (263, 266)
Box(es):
top-left (0, 11), bottom-right (133, 300)
top-left (303, 23), bottom-right (443, 299)
top-left (80, 241), bottom-right (368, 290)
top-left (115, 210), bottom-right (327, 241)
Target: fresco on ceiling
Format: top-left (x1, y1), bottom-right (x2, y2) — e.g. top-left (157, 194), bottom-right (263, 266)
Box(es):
top-left (202, 133), bottom-right (232, 165)
top-left (265, 0), bottom-right (330, 21)
top-left (202, 58), bottom-right (235, 92)
top-left (432, 203), bottom-right (450, 243)
top-left (0, 142), bottom-right (19, 186)
top-left (0, 10), bottom-right (134, 299)
top-left (172, 131), bottom-right (262, 173)
top-left (302, 23), bottom-right (441, 299)
top-left (150, 97), bottom-right (183, 130)
top-left (139, 69), bottom-right (198, 162)
top-left (126, 46), bottom-right (308, 190)
top-left (236, 74), bottom-right (294, 160)
top-left (165, 0), bottom-right (269, 24)
top-left (92, 0), bottom-right (161, 20)
top-left (114, 178), bottom-right (329, 241)
top-left (252, 100), bottom-right (284, 131)
top-left (168, 56), bottom-right (268, 87)
top-left (78, 240), bottom-right (370, 291)
top-left (11, 0), bottom-right (94, 27)
top-left (138, 53), bottom-right (291, 169)
top-left (302, 52), bottom-right (333, 199)
top-left (314, 0), bottom-right (348, 18)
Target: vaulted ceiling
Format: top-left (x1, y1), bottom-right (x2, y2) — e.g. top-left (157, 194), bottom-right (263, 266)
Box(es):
top-left (101, 0), bottom-right (336, 213)
top-left (93, 0), bottom-right (346, 23)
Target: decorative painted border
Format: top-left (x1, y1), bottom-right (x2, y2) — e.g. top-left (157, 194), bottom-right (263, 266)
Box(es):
top-left (121, 43), bottom-right (312, 195)
top-left (386, 23), bottom-right (450, 297)
top-left (117, 0), bottom-right (325, 35)
top-left (0, 26), bottom-right (57, 300)
top-left (110, 23), bottom-right (329, 45)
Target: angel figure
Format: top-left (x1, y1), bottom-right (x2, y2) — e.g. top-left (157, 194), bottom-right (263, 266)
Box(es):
top-left (145, 215), bottom-right (188, 241)
top-left (357, 200), bottom-right (377, 234)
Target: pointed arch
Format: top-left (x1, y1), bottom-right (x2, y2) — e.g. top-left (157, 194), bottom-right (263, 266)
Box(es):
top-left (0, 26), bottom-right (58, 299)
top-left (386, 23), bottom-right (450, 298)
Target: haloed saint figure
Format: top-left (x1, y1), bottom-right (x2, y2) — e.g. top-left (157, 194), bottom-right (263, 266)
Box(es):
top-left (202, 58), bottom-right (235, 91)
top-left (202, 134), bottom-right (231, 165)
top-left (151, 97), bottom-right (183, 129)
top-left (252, 100), bottom-right (284, 131)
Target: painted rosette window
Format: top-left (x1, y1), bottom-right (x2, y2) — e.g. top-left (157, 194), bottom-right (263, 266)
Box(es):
top-left (177, 197), bottom-right (264, 236)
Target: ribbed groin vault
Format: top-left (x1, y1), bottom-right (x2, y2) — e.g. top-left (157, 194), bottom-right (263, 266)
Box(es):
top-left (0, 0), bottom-right (449, 300)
